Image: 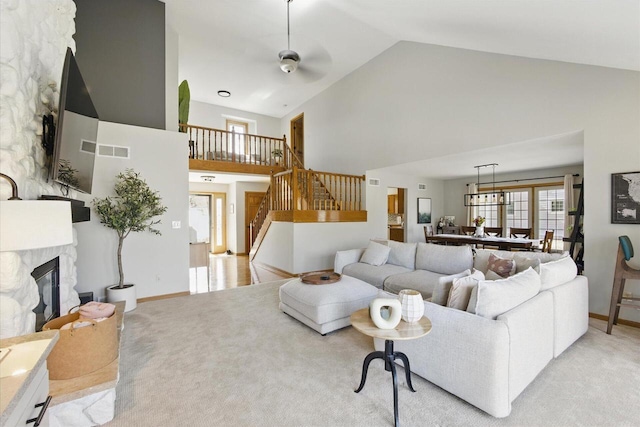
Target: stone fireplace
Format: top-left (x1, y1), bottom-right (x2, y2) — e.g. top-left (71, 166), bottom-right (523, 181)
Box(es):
top-left (0, 0), bottom-right (78, 339)
top-left (0, 233), bottom-right (79, 339)
top-left (32, 256), bottom-right (62, 331)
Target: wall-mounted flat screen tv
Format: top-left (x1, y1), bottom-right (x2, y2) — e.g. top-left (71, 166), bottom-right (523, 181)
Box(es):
top-left (50, 48), bottom-right (99, 194)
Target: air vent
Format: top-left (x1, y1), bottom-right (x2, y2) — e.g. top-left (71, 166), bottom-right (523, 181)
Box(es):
top-left (368, 178), bottom-right (380, 186)
top-left (418, 183), bottom-right (427, 191)
top-left (80, 140), bottom-right (96, 154)
top-left (97, 144), bottom-right (130, 159)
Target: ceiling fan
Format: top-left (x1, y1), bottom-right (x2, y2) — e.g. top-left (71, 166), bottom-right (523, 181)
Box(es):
top-left (279, 0), bottom-right (300, 73)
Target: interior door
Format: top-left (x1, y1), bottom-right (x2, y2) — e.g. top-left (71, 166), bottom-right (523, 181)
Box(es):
top-left (290, 113), bottom-right (304, 165)
top-left (211, 193), bottom-right (226, 254)
top-left (245, 191), bottom-right (266, 254)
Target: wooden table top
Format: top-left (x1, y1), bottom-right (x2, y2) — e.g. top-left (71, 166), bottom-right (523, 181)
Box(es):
top-left (350, 308), bottom-right (432, 341)
top-left (429, 233), bottom-right (539, 250)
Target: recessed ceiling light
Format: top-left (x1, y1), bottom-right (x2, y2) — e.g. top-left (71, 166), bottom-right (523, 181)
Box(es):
top-left (217, 90), bottom-right (231, 97)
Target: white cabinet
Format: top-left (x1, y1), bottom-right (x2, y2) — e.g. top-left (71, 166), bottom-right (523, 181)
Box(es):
top-left (3, 362), bottom-right (51, 427)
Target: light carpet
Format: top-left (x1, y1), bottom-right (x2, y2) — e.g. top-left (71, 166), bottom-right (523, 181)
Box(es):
top-left (105, 280), bottom-right (640, 427)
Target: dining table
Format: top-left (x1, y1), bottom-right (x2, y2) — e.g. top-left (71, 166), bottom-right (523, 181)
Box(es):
top-left (427, 233), bottom-right (540, 251)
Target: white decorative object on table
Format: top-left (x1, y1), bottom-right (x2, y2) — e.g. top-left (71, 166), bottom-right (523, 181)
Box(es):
top-left (369, 298), bottom-right (402, 329)
top-left (399, 289), bottom-right (424, 323)
top-left (475, 226), bottom-right (485, 237)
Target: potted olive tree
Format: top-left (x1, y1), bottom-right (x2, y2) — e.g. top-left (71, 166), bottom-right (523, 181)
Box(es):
top-left (92, 169), bottom-right (167, 312)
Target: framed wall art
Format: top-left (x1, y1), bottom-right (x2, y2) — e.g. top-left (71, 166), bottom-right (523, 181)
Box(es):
top-left (417, 198), bottom-right (432, 224)
top-left (611, 171), bottom-right (640, 224)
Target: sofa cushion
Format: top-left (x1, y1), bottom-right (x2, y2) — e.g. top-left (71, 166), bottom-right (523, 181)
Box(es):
top-left (474, 267), bottom-right (542, 319)
top-left (513, 254), bottom-right (542, 274)
top-left (431, 270), bottom-right (471, 306)
top-left (415, 243), bottom-right (474, 275)
top-left (447, 269), bottom-right (485, 310)
top-left (383, 269), bottom-right (448, 299)
top-left (360, 241), bottom-right (391, 266)
top-left (342, 262), bottom-right (412, 289)
top-left (387, 241), bottom-right (417, 270)
top-left (539, 256), bottom-right (577, 290)
top-left (488, 253), bottom-right (516, 278)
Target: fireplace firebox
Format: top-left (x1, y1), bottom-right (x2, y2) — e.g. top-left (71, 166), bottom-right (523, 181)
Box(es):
top-left (31, 257), bottom-right (61, 331)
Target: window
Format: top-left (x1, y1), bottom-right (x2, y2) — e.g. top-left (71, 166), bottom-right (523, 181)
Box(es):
top-left (537, 187), bottom-right (565, 250)
top-left (226, 119), bottom-right (248, 157)
top-left (478, 204), bottom-right (499, 227)
top-left (506, 190), bottom-right (530, 229)
top-left (475, 183), bottom-right (566, 250)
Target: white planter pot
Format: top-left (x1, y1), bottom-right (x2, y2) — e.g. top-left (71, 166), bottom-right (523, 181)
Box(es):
top-left (106, 284), bottom-right (137, 312)
top-left (475, 226), bottom-right (485, 237)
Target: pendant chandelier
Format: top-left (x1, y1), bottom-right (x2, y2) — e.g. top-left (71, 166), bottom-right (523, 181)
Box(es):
top-left (463, 163), bottom-right (511, 207)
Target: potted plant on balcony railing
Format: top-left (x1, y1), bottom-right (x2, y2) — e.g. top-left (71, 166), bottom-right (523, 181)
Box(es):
top-left (92, 169), bottom-right (167, 312)
top-left (271, 148), bottom-right (283, 165)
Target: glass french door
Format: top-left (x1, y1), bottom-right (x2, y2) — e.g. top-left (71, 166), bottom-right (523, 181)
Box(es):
top-left (189, 193), bottom-right (226, 253)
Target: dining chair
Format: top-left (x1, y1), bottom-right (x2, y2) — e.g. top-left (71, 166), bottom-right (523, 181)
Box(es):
top-left (423, 225), bottom-right (434, 242)
top-left (481, 227), bottom-right (503, 249)
top-left (510, 227), bottom-right (532, 239)
top-left (607, 236), bottom-right (640, 334)
top-left (484, 227), bottom-right (503, 237)
top-left (541, 230), bottom-right (554, 253)
top-left (460, 226), bottom-right (475, 236)
top-left (443, 225), bottom-right (460, 235)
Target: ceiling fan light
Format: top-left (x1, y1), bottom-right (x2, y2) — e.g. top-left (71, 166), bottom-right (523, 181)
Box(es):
top-left (279, 50), bottom-right (300, 73)
top-left (280, 57), bottom-right (298, 73)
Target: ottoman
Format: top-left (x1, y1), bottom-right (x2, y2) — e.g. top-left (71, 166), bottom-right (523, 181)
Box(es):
top-left (279, 275), bottom-right (378, 335)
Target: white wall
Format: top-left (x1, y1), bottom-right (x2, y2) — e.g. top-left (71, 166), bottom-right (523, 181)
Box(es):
top-left (365, 169), bottom-right (444, 244)
top-left (190, 100), bottom-right (281, 137)
top-left (254, 221), bottom-right (371, 274)
top-left (75, 121), bottom-right (190, 300)
top-left (279, 41), bottom-right (640, 321)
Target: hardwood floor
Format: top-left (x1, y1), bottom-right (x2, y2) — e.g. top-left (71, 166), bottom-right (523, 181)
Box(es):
top-left (189, 254), bottom-right (293, 294)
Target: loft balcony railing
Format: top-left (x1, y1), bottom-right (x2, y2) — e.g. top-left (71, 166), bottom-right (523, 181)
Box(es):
top-left (179, 123), bottom-right (303, 171)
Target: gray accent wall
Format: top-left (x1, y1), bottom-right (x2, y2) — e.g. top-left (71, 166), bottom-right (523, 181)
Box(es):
top-left (74, 0), bottom-right (166, 130)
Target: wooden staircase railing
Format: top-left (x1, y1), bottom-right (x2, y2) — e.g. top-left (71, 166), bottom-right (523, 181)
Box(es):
top-left (178, 123), bottom-right (366, 256)
top-left (249, 168), bottom-right (366, 258)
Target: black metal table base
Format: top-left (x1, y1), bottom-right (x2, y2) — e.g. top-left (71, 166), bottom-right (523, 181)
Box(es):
top-left (354, 340), bottom-right (415, 427)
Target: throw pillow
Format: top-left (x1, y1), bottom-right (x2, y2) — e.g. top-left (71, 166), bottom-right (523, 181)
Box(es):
top-left (539, 256), bottom-right (577, 290)
top-left (360, 241), bottom-right (391, 266)
top-left (487, 253), bottom-right (516, 278)
top-left (431, 269), bottom-right (471, 306)
top-left (387, 241), bottom-right (417, 269)
top-left (513, 254), bottom-right (542, 274)
top-left (474, 267), bottom-right (542, 319)
top-left (447, 269), bottom-right (485, 310)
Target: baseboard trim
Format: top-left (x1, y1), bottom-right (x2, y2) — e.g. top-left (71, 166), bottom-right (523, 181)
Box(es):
top-left (589, 312), bottom-right (640, 329)
top-left (138, 291), bottom-right (190, 304)
top-left (252, 261), bottom-right (297, 278)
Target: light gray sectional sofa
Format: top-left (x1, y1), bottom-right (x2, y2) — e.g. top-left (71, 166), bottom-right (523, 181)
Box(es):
top-left (334, 241), bottom-right (589, 418)
top-left (336, 241), bottom-right (474, 298)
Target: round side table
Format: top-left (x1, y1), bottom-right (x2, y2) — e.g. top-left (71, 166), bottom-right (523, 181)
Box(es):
top-left (350, 308), bottom-right (432, 427)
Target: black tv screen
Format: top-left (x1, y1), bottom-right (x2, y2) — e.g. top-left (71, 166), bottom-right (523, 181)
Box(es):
top-left (50, 48), bottom-right (99, 194)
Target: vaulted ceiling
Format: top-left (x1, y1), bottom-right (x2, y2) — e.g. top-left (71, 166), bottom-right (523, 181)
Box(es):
top-left (165, 0), bottom-right (639, 119)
